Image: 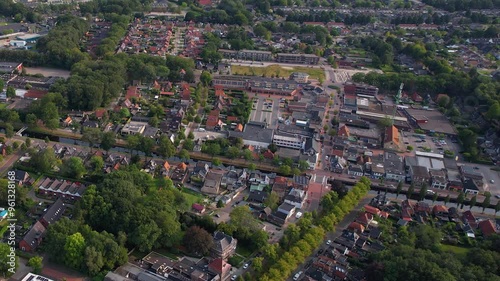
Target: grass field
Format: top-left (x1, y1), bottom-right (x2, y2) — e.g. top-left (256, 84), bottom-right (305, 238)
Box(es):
top-left (181, 188), bottom-right (204, 206)
top-left (439, 244), bottom-right (470, 259)
top-left (231, 64), bottom-right (325, 80)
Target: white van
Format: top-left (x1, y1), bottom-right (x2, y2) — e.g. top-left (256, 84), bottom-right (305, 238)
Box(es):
top-left (293, 271), bottom-right (303, 280)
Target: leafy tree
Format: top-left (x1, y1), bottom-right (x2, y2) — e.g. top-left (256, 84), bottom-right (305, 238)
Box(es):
top-left (469, 195), bottom-right (477, 209)
top-left (481, 192), bottom-right (491, 213)
top-left (61, 157), bottom-right (86, 179)
top-left (226, 146), bottom-right (240, 159)
top-left (279, 165), bottom-right (291, 175)
top-left (27, 256), bottom-right (43, 274)
top-left (217, 200), bottom-right (224, 208)
top-left (0, 242), bottom-right (17, 276)
top-left (407, 183), bottom-right (414, 199)
top-left (212, 158), bottom-right (222, 166)
top-left (253, 257), bottom-right (264, 273)
top-left (178, 149), bottom-right (190, 160)
top-left (264, 192), bottom-right (279, 210)
top-left (419, 184), bottom-right (428, 201)
top-left (25, 137), bottom-right (31, 147)
top-left (6, 86), bottom-right (15, 98)
top-left (64, 232), bottom-right (86, 270)
top-left (248, 163), bottom-right (256, 171)
top-left (200, 71), bottom-right (212, 86)
top-left (100, 132), bottom-right (115, 151)
top-left (432, 192), bottom-right (439, 203)
top-left (396, 181), bottom-right (403, 198)
top-left (444, 194), bottom-right (450, 205)
top-left (457, 191), bottom-right (465, 208)
top-left (4, 123), bottom-right (14, 138)
top-left (183, 226), bottom-right (214, 256)
top-left (158, 135), bottom-right (175, 158)
top-left (29, 148), bottom-right (59, 173)
top-left (90, 155), bottom-right (104, 173)
top-left (126, 134), bottom-right (140, 155)
top-left (495, 200), bottom-right (500, 214)
top-left (268, 143), bottom-right (278, 153)
top-left (82, 127), bottom-right (102, 151)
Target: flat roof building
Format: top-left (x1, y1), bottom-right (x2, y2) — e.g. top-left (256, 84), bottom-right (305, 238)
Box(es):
top-left (121, 121), bottom-right (147, 135)
top-left (228, 122), bottom-right (274, 148)
top-left (403, 108), bottom-right (457, 135)
top-left (276, 53), bottom-right (320, 65)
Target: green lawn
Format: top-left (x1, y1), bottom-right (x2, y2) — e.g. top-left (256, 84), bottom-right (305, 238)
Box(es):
top-left (380, 65), bottom-right (395, 73)
top-left (0, 103), bottom-right (7, 110)
top-left (231, 64), bottom-right (325, 80)
top-left (181, 188), bottom-right (204, 206)
top-left (236, 245), bottom-right (253, 258)
top-left (439, 244), bottom-right (470, 259)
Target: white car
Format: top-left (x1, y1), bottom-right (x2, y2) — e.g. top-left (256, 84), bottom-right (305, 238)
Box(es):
top-left (293, 271), bottom-right (303, 281)
top-left (326, 240), bottom-right (332, 245)
top-left (243, 263), bottom-right (249, 269)
top-left (231, 275), bottom-right (237, 281)
top-left (295, 212), bottom-right (303, 219)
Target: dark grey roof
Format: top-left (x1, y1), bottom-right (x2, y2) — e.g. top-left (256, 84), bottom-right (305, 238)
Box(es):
top-left (14, 170), bottom-right (29, 182)
top-left (248, 190), bottom-right (268, 203)
top-left (212, 231), bottom-right (235, 253)
top-left (22, 221), bottom-right (46, 249)
top-left (228, 123), bottom-right (274, 145)
top-left (293, 175), bottom-right (310, 185)
top-left (278, 202), bottom-right (295, 212)
top-left (41, 198), bottom-right (66, 225)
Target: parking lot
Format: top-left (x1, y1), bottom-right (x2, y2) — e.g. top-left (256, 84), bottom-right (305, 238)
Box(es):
top-left (463, 164), bottom-right (500, 195)
top-left (249, 96), bottom-right (282, 129)
top-left (401, 132), bottom-right (460, 156)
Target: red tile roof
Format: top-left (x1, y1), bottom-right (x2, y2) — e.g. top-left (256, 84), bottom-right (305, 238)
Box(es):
top-left (208, 258), bottom-right (230, 274)
top-left (364, 205), bottom-right (380, 216)
top-left (478, 220), bottom-right (497, 237)
top-left (432, 205), bottom-right (448, 214)
top-left (348, 222), bottom-right (365, 233)
top-left (95, 108), bottom-right (106, 118)
top-left (192, 203), bottom-right (205, 212)
top-left (25, 89), bottom-right (48, 99)
top-left (338, 125), bottom-right (350, 137)
top-left (385, 125), bottom-right (399, 144)
top-left (125, 86), bottom-right (140, 99)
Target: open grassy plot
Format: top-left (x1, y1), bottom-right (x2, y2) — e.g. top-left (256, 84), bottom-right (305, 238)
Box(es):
top-left (439, 244), bottom-right (470, 259)
top-left (231, 64), bottom-right (325, 80)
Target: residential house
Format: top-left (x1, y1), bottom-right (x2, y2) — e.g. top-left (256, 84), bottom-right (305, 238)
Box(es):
top-left (201, 171), bottom-right (223, 195)
top-left (348, 164), bottom-right (364, 177)
top-left (13, 170), bottom-right (30, 186)
top-left (248, 172), bottom-right (271, 185)
top-left (463, 178), bottom-right (480, 195)
top-left (19, 221), bottom-right (46, 252)
top-left (170, 162), bottom-right (189, 183)
top-left (330, 155), bottom-right (347, 173)
top-left (348, 222), bottom-right (366, 234)
top-left (277, 202), bottom-right (296, 217)
top-left (430, 169), bottom-right (448, 189)
top-left (432, 205), bottom-right (449, 221)
top-left (292, 175), bottom-right (310, 190)
top-left (364, 205), bottom-right (381, 217)
top-left (247, 190), bottom-right (268, 204)
top-left (284, 188), bottom-right (306, 209)
top-left (356, 212), bottom-right (374, 227)
top-left (62, 116), bottom-right (72, 127)
top-left (462, 210), bottom-right (478, 229)
top-left (39, 199), bottom-right (66, 228)
top-left (211, 231), bottom-right (237, 260)
top-left (191, 162), bottom-right (210, 186)
top-left (206, 109), bottom-right (222, 130)
top-left (384, 152), bottom-right (405, 182)
top-left (401, 199), bottom-right (415, 221)
top-left (409, 165), bottom-right (430, 186)
top-left (221, 168), bottom-right (247, 191)
top-left (272, 176), bottom-right (291, 201)
top-left (478, 220), bottom-right (497, 237)
top-left (192, 203), bottom-right (206, 214)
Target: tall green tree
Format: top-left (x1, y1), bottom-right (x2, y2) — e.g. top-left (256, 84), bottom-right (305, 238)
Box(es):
top-left (61, 157), bottom-right (86, 179)
top-left (419, 184), bottom-right (428, 201)
top-left (407, 183), bottom-right (415, 200)
top-left (100, 132), bottom-right (115, 151)
top-left (27, 256), bottom-right (43, 274)
top-left (469, 195), bottom-right (477, 210)
top-left (64, 232), bottom-right (86, 270)
top-left (457, 191), bottom-right (465, 208)
top-left (396, 181), bottom-right (403, 198)
top-left (482, 192), bottom-right (491, 213)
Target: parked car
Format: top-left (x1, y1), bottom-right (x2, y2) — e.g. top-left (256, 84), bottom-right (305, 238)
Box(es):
top-left (231, 275), bottom-right (237, 281)
top-left (326, 240), bottom-right (332, 245)
top-left (243, 263), bottom-right (249, 269)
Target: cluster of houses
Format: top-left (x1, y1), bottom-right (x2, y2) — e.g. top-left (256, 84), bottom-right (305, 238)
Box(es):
top-left (331, 145), bottom-right (488, 195)
top-left (106, 230), bottom-right (238, 281)
top-left (299, 201), bottom-right (389, 281)
top-left (370, 194), bottom-right (499, 238)
top-left (118, 18), bottom-right (174, 56)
